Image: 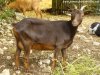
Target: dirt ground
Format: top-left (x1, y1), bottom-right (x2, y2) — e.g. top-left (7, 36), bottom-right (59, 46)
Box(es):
top-left (0, 0), bottom-right (100, 75)
top-left (0, 14), bottom-right (100, 75)
top-left (0, 0), bottom-right (100, 74)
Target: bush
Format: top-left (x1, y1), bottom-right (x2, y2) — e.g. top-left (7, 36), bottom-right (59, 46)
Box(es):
top-left (0, 8), bottom-right (15, 21)
top-left (0, 0), bottom-right (15, 10)
top-left (53, 56), bottom-right (100, 75)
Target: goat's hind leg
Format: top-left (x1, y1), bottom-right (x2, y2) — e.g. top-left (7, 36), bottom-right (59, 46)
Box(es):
top-left (61, 48), bottom-right (67, 65)
top-left (15, 41), bottom-right (22, 70)
top-left (22, 42), bottom-right (31, 72)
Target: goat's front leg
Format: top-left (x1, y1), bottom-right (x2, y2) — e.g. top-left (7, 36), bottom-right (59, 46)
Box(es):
top-left (52, 47), bottom-right (61, 70)
top-left (61, 41), bottom-right (72, 67)
top-left (15, 42), bottom-right (21, 70)
top-left (61, 48), bottom-right (67, 65)
top-left (22, 8), bottom-right (26, 17)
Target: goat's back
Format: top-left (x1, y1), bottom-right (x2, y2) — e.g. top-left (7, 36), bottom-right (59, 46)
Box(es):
top-left (13, 18), bottom-right (72, 46)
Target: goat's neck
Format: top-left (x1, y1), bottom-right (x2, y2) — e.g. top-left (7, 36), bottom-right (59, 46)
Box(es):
top-left (68, 20), bottom-right (78, 39)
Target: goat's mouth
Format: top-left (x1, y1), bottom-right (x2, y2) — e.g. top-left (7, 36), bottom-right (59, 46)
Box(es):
top-left (72, 19), bottom-right (82, 26)
top-left (72, 21), bottom-right (80, 26)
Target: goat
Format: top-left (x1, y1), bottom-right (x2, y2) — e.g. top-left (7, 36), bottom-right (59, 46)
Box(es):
top-left (89, 22), bottom-right (100, 36)
top-left (7, 0), bottom-right (42, 18)
top-left (12, 5), bottom-right (86, 71)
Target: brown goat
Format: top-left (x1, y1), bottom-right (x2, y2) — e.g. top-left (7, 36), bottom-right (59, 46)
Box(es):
top-left (12, 5), bottom-right (86, 71)
top-left (7, 0), bottom-right (42, 18)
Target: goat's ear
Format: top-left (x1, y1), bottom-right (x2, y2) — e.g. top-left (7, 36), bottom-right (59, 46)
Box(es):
top-left (80, 5), bottom-right (87, 11)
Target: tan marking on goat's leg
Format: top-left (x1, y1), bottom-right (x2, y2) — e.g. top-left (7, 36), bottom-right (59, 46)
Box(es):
top-left (51, 48), bottom-right (61, 70)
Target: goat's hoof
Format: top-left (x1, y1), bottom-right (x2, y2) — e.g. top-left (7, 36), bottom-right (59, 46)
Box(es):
top-left (25, 68), bottom-right (31, 73)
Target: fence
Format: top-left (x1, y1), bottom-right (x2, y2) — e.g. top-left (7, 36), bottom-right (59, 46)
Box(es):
top-left (52, 0), bottom-right (100, 15)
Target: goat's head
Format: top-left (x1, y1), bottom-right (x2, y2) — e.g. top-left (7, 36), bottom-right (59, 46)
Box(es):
top-left (71, 5), bottom-right (86, 26)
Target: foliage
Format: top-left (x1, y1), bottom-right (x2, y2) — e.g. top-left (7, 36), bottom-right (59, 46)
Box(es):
top-left (53, 56), bottom-right (100, 75)
top-left (0, 0), bottom-right (15, 10)
top-left (52, 0), bottom-right (100, 15)
top-left (0, 8), bottom-right (15, 21)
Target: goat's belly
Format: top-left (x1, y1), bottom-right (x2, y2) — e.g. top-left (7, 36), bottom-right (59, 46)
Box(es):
top-left (31, 44), bottom-right (54, 50)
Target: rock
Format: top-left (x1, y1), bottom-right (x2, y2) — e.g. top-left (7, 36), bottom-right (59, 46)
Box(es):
top-left (12, 73), bottom-right (16, 75)
top-left (72, 44), bottom-right (79, 50)
top-left (93, 42), bottom-right (100, 46)
top-left (12, 62), bottom-right (15, 66)
top-left (78, 27), bottom-right (84, 33)
top-left (49, 53), bottom-right (53, 58)
top-left (76, 35), bottom-right (87, 40)
top-left (3, 23), bottom-right (8, 26)
top-left (84, 39), bottom-right (91, 43)
top-left (7, 25), bottom-right (12, 30)
top-left (30, 50), bottom-right (33, 54)
top-left (83, 49), bottom-right (91, 55)
top-left (40, 63), bottom-right (46, 68)
top-left (8, 40), bottom-right (14, 44)
top-left (0, 69), bottom-right (10, 75)
top-left (39, 59), bottom-right (51, 65)
top-left (15, 12), bottom-right (25, 20)
top-left (78, 54), bottom-right (81, 56)
top-left (3, 47), bottom-right (8, 50)
top-left (80, 35), bottom-right (87, 40)
top-left (16, 70), bottom-right (21, 74)
top-left (0, 48), bottom-right (4, 54)
top-left (8, 33), bottom-right (12, 37)
top-left (30, 64), bottom-right (35, 68)
top-left (38, 61), bottom-right (43, 65)
top-left (0, 65), bottom-right (5, 69)
top-left (7, 56), bottom-right (11, 60)
top-left (44, 59), bottom-right (50, 64)
top-left (42, 66), bottom-right (51, 72)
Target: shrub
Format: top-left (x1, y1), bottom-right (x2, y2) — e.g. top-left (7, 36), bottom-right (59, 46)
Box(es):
top-left (0, 8), bottom-right (15, 21)
top-left (0, 0), bottom-right (15, 10)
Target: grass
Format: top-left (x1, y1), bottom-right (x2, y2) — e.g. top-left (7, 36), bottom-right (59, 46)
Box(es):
top-left (53, 56), bottom-right (100, 75)
top-left (0, 8), bottom-right (15, 21)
